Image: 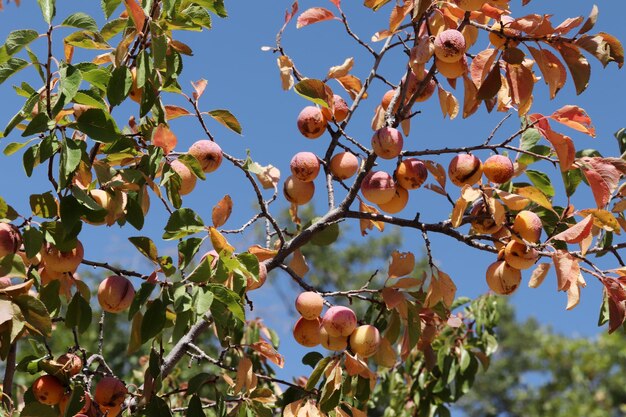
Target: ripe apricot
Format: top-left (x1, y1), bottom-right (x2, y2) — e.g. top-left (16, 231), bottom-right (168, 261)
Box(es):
top-left (41, 240), bottom-right (84, 274)
top-left (188, 140), bottom-right (223, 173)
top-left (448, 154), bottom-right (483, 187)
top-left (434, 29), bottom-right (466, 63)
top-left (512, 210), bottom-right (542, 243)
top-left (32, 375), bottom-right (65, 405)
top-left (297, 106), bottom-right (327, 139)
top-left (320, 326), bottom-right (347, 351)
top-left (97, 275), bottom-right (135, 313)
top-left (350, 325), bottom-right (381, 358)
top-left (94, 376), bottom-right (127, 410)
top-left (59, 391), bottom-right (92, 416)
top-left (57, 353), bottom-right (82, 376)
top-left (293, 317), bottom-right (322, 347)
top-left (0, 223), bottom-right (21, 258)
top-left (483, 155), bottom-right (514, 184)
top-left (504, 241), bottom-right (538, 270)
top-left (290, 152), bottom-right (320, 182)
top-left (329, 152), bottom-right (359, 180)
top-left (378, 186), bottom-right (408, 214)
top-left (246, 261), bottom-right (267, 291)
top-left (381, 89), bottom-right (401, 113)
top-left (321, 94), bottom-right (349, 122)
top-left (396, 158), bottom-right (428, 190)
top-left (486, 260), bottom-right (521, 295)
top-left (361, 171), bottom-right (396, 205)
top-left (283, 175), bottom-right (315, 205)
top-left (405, 70), bottom-right (436, 103)
top-left (170, 160), bottom-right (197, 196)
top-left (295, 291), bottom-right (324, 320)
top-left (436, 55), bottom-right (467, 79)
top-left (371, 127), bottom-right (404, 160)
top-left (322, 306), bottom-right (357, 337)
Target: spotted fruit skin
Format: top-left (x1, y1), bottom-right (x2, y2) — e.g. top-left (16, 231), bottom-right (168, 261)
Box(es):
top-left (293, 317), bottom-right (322, 347)
top-left (434, 29), bottom-right (466, 63)
top-left (32, 375), bottom-right (65, 405)
top-left (297, 106), bottom-right (327, 139)
top-left (188, 140), bottom-right (223, 173)
top-left (283, 176), bottom-right (315, 205)
top-left (371, 127), bottom-right (404, 160)
top-left (504, 241), bottom-right (538, 270)
top-left (378, 186), bottom-right (408, 214)
top-left (290, 152), bottom-right (320, 182)
top-left (361, 171), bottom-right (396, 205)
top-left (486, 260), bottom-right (522, 295)
top-left (94, 376), bottom-right (128, 410)
top-left (448, 154), bottom-right (483, 187)
top-left (512, 210), bottom-right (542, 243)
top-left (322, 306), bottom-right (357, 337)
top-left (483, 155), bottom-right (514, 184)
top-left (396, 158), bottom-right (428, 190)
top-left (350, 325), bottom-right (381, 358)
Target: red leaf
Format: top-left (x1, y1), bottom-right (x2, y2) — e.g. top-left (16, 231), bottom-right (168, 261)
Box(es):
top-left (552, 250), bottom-right (579, 291)
top-left (579, 157), bottom-right (623, 208)
top-left (549, 105), bottom-right (596, 137)
top-left (296, 7), bottom-right (335, 29)
top-left (554, 16), bottom-right (584, 35)
top-left (607, 296), bottom-right (626, 333)
top-left (329, 0), bottom-right (341, 9)
top-left (556, 42), bottom-right (590, 95)
top-left (529, 115), bottom-right (576, 172)
top-left (527, 46), bottom-right (566, 99)
top-left (153, 124), bottom-right (177, 155)
top-left (509, 14), bottom-right (555, 37)
top-left (550, 214), bottom-right (594, 244)
top-left (284, 1), bottom-right (299, 25)
top-left (470, 48), bottom-right (498, 88)
top-left (505, 62), bottom-right (534, 115)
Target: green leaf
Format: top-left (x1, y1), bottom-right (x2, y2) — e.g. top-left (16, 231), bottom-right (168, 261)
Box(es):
top-left (195, 288), bottom-right (214, 316)
top-left (22, 113), bottom-right (52, 137)
top-left (305, 356), bottom-right (332, 390)
top-left (30, 192), bottom-right (58, 218)
top-left (0, 58), bottom-right (29, 85)
top-left (64, 30), bottom-right (111, 50)
top-left (187, 395), bottom-right (207, 417)
top-left (162, 208), bottom-right (205, 240)
top-left (101, 0), bottom-right (122, 18)
top-left (39, 280), bottom-right (61, 315)
top-left (37, 0), bottom-right (56, 24)
top-left (59, 64), bottom-right (82, 102)
top-left (26, 47), bottom-right (46, 83)
top-left (141, 298), bottom-right (166, 342)
top-left (207, 109), bottom-right (242, 134)
top-left (65, 292), bottom-right (92, 333)
top-left (82, 68), bottom-right (111, 91)
top-left (178, 237), bottom-right (203, 271)
top-left (20, 402), bottom-right (57, 417)
top-left (23, 226), bottom-right (44, 259)
top-left (128, 236), bottom-right (159, 263)
top-left (0, 30), bottom-right (39, 65)
top-left (294, 79), bottom-right (333, 108)
top-left (207, 284), bottom-right (245, 322)
top-left (177, 153), bottom-right (206, 180)
top-left (14, 294), bottom-right (52, 337)
top-left (183, 5), bottom-right (212, 30)
top-left (73, 90), bottom-right (108, 110)
top-left (4, 138), bottom-right (37, 156)
top-left (62, 386), bottom-right (88, 417)
top-left (186, 257), bottom-right (212, 283)
top-left (562, 168), bottom-right (583, 197)
top-left (107, 66), bottom-right (132, 107)
top-left (75, 108), bottom-right (121, 142)
top-left (101, 18), bottom-right (128, 41)
top-left (302, 351), bottom-right (324, 368)
top-left (61, 12), bottom-right (99, 32)
top-left (128, 282), bottom-right (156, 320)
top-left (520, 128), bottom-right (542, 151)
top-left (59, 138), bottom-right (83, 188)
top-left (0, 254), bottom-right (26, 279)
top-left (526, 169), bottom-right (555, 197)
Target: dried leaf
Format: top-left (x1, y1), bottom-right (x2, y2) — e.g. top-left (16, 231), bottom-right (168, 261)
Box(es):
top-left (510, 14), bottom-right (555, 36)
top-left (495, 189), bottom-right (530, 211)
top-left (152, 124), bottom-right (177, 155)
top-left (123, 0), bottom-right (146, 32)
top-left (437, 86), bottom-right (459, 120)
top-left (579, 157), bottom-right (623, 208)
top-left (277, 56), bottom-right (295, 91)
top-left (289, 249), bottom-right (309, 277)
top-left (256, 164), bottom-right (281, 190)
top-left (470, 48), bottom-right (499, 88)
top-left (344, 352), bottom-right (375, 379)
top-left (381, 287), bottom-right (405, 310)
top-left (552, 250), bottom-right (579, 291)
top-left (250, 340), bottom-right (285, 368)
top-left (233, 357), bottom-right (257, 394)
top-left (527, 46), bottom-right (566, 99)
top-left (549, 105), bottom-right (596, 136)
top-left (359, 201), bottom-right (384, 236)
top-left (389, 2), bottom-right (413, 32)
top-left (192, 79), bottom-right (208, 100)
top-left (529, 263), bottom-right (551, 288)
top-left (556, 42), bottom-right (590, 95)
top-left (164, 105), bottom-right (191, 120)
top-left (505, 62), bottom-right (534, 115)
top-left (284, 400), bottom-right (304, 417)
top-left (578, 209), bottom-right (621, 234)
top-left (388, 251), bottom-right (415, 278)
top-left (462, 75), bottom-right (480, 118)
top-left (566, 276), bottom-right (581, 310)
top-left (551, 214), bottom-right (594, 244)
top-left (424, 160), bottom-right (447, 189)
top-left (327, 57), bottom-right (354, 79)
top-left (296, 7), bottom-right (335, 29)
top-left (554, 16), bottom-right (584, 35)
top-left (424, 269), bottom-right (456, 308)
top-left (248, 245), bottom-right (277, 262)
top-left (212, 195), bottom-right (233, 228)
top-left (335, 75), bottom-right (366, 100)
top-left (578, 4), bottom-right (598, 35)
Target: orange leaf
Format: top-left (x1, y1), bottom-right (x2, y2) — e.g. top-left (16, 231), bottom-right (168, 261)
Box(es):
top-left (549, 105), bottom-right (596, 136)
top-left (248, 245), bottom-right (278, 262)
top-left (424, 269), bottom-right (456, 309)
top-left (505, 62), bottom-right (534, 115)
top-left (509, 14), bottom-right (555, 36)
top-left (527, 46), bottom-right (566, 99)
top-left (289, 249), bottom-right (309, 277)
top-left (381, 288), bottom-right (405, 310)
top-left (556, 42), bottom-right (590, 95)
top-left (296, 7), bottom-right (335, 29)
top-left (470, 49), bottom-right (499, 88)
top-left (388, 250), bottom-right (415, 278)
top-left (437, 86), bottom-right (459, 120)
top-left (554, 16), bottom-right (584, 35)
top-left (152, 124), bottom-right (177, 155)
top-left (212, 195), bottom-right (233, 228)
top-left (359, 201), bottom-right (384, 236)
top-left (551, 214), bottom-right (593, 244)
top-left (209, 227), bottom-right (235, 254)
top-left (335, 75), bottom-right (367, 100)
top-left (256, 165), bottom-right (281, 190)
top-left (462, 75), bottom-right (480, 118)
top-left (516, 186), bottom-right (555, 212)
top-left (123, 0), bottom-right (146, 32)
top-left (528, 263), bottom-right (551, 288)
top-left (528, 115), bottom-right (576, 172)
top-left (389, 2), bottom-right (413, 32)
top-left (277, 56), bottom-right (295, 91)
top-left (164, 105), bottom-right (191, 120)
top-left (250, 340), bottom-right (285, 368)
top-left (327, 57), bottom-right (354, 79)
top-left (579, 157), bottom-right (624, 208)
top-left (552, 250), bottom-right (579, 291)
top-left (424, 160), bottom-right (447, 189)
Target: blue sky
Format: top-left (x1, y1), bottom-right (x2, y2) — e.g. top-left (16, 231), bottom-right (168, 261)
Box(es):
top-left (0, 0), bottom-right (625, 399)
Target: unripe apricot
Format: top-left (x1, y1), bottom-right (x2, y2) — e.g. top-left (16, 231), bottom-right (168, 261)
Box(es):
top-left (320, 326), bottom-right (348, 351)
top-left (295, 291), bottom-right (324, 320)
top-left (512, 210), bottom-right (542, 243)
top-left (87, 189), bottom-right (112, 226)
top-left (293, 317), bottom-right (322, 347)
top-left (434, 29), bottom-right (466, 63)
top-left (504, 241), bottom-right (538, 270)
top-left (188, 140), bottom-right (223, 173)
top-left (41, 240), bottom-right (84, 273)
top-left (283, 176), bottom-right (315, 205)
top-left (486, 260), bottom-right (521, 295)
top-left (455, 0), bottom-right (485, 11)
top-left (97, 275), bottom-right (135, 313)
top-left (396, 158), bottom-right (428, 190)
top-left (290, 152), bottom-right (320, 182)
top-left (32, 375), bottom-right (65, 405)
top-left (170, 159), bottom-right (197, 196)
top-left (350, 325), bottom-right (381, 358)
top-left (246, 261), bottom-right (266, 291)
top-left (361, 171), bottom-right (396, 205)
top-left (371, 127), bottom-right (404, 160)
top-left (330, 152), bottom-right (359, 180)
top-left (436, 55), bottom-right (467, 79)
top-left (483, 155), bottom-right (514, 184)
top-left (322, 306), bottom-right (357, 337)
top-left (470, 201), bottom-right (503, 235)
top-left (489, 17), bottom-right (520, 50)
top-left (378, 186), bottom-right (408, 214)
top-left (0, 223), bottom-right (21, 258)
top-left (57, 353), bottom-right (82, 376)
top-left (448, 154), bottom-right (483, 187)
top-left (321, 94), bottom-right (349, 123)
top-left (94, 376), bottom-right (127, 410)
top-left (297, 106), bottom-right (327, 139)
top-left (410, 36), bottom-right (435, 65)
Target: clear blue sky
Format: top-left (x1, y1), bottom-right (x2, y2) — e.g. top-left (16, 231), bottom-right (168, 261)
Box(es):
top-left (0, 0), bottom-right (625, 397)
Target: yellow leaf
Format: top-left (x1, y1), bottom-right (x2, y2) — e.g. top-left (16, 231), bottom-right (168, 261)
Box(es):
top-left (247, 245), bottom-right (278, 262)
top-left (528, 263), bottom-right (551, 288)
top-left (277, 56), bottom-right (295, 91)
top-left (516, 186), bottom-right (555, 212)
top-left (327, 57), bottom-right (354, 79)
top-left (250, 340), bottom-right (285, 368)
top-left (284, 400), bottom-right (304, 417)
top-left (209, 226), bottom-right (235, 254)
top-left (359, 201), bottom-right (384, 236)
top-left (495, 189), bottom-right (530, 211)
top-left (579, 208), bottom-right (621, 234)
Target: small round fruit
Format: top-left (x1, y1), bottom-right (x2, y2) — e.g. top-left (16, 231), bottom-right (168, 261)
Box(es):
top-left (405, 70), bottom-right (436, 103)
top-left (295, 291), bottom-right (324, 319)
top-left (378, 186), bottom-right (409, 214)
top-left (361, 171), bottom-right (396, 205)
top-left (436, 56), bottom-right (467, 79)
top-left (283, 176), bottom-right (315, 205)
top-left (320, 326), bottom-right (348, 351)
top-left (94, 376), bottom-right (127, 409)
top-left (290, 152), bottom-right (320, 182)
top-left (434, 29), bottom-right (466, 63)
top-left (311, 221), bottom-right (340, 246)
top-left (504, 241), bottom-right (538, 270)
top-left (512, 210), bottom-right (542, 243)
top-left (293, 317), bottom-right (322, 347)
top-left (0, 223), bottom-right (21, 258)
top-left (483, 155), bottom-right (514, 184)
top-left (330, 152), bottom-right (359, 180)
top-left (448, 154), bottom-right (483, 187)
top-left (57, 353), bottom-right (82, 376)
top-left (321, 95), bottom-right (349, 123)
top-left (170, 160), bottom-right (197, 196)
top-left (41, 240), bottom-right (84, 273)
top-left (350, 325), bottom-right (381, 358)
top-left (322, 306), bottom-right (357, 337)
top-left (381, 90), bottom-right (401, 113)
top-left (188, 140), bottom-right (223, 173)
top-left (371, 127), bottom-right (404, 160)
top-left (97, 275), bottom-right (135, 313)
top-left (246, 262), bottom-right (266, 291)
top-left (470, 201), bottom-right (503, 235)
top-left (486, 260), bottom-right (522, 295)
top-left (297, 106), bottom-right (327, 139)
top-left (32, 375), bottom-right (65, 405)
top-left (396, 158), bottom-right (428, 190)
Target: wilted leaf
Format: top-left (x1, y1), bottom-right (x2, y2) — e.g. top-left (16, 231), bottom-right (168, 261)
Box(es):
top-left (381, 287), bottom-right (405, 310)
top-left (233, 357), bottom-right (257, 394)
top-left (389, 2), bottom-right (413, 32)
top-left (255, 164), bottom-right (280, 189)
top-left (212, 195), bottom-right (233, 228)
top-left (335, 75), bottom-right (366, 100)
top-left (289, 249), bottom-right (309, 277)
top-left (552, 250), bottom-right (579, 291)
top-left (549, 105), bottom-right (595, 136)
top-left (529, 263), bottom-right (551, 288)
top-left (277, 56), bottom-right (294, 91)
top-left (578, 4), bottom-right (598, 35)
top-left (527, 46), bottom-right (566, 99)
top-left (424, 269), bottom-right (456, 309)
top-left (437, 86), bottom-right (459, 120)
top-left (505, 62), bottom-right (534, 115)
top-left (250, 340), bottom-right (285, 368)
top-left (551, 214), bottom-right (594, 243)
top-left (192, 79), bottom-right (207, 100)
top-left (359, 201), bottom-right (384, 235)
top-left (327, 57), bottom-right (354, 79)
top-left (470, 48), bottom-right (499, 88)
top-left (296, 7), bottom-right (335, 29)
top-left (152, 124), bottom-right (177, 155)
top-left (462, 75), bottom-right (480, 118)
top-left (388, 251), bottom-right (415, 278)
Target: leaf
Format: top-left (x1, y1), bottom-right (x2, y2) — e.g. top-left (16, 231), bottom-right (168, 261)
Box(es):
top-left (566, 274), bottom-right (584, 310)
top-left (207, 110), bottom-right (242, 134)
top-left (528, 263), bottom-right (551, 288)
top-left (0, 58), bottom-right (28, 85)
top-left (505, 62), bottom-right (534, 115)
top-left (107, 66), bottom-right (132, 107)
top-left (289, 249), bottom-right (309, 277)
top-left (549, 105), bottom-right (595, 136)
top-left (209, 226), bottom-right (234, 253)
top-left (37, 0), bottom-right (55, 24)
top-left (212, 195), bottom-right (232, 227)
top-left (141, 299), bottom-right (166, 342)
top-left (255, 164), bottom-right (280, 190)
top-left (335, 75), bottom-right (366, 100)
top-left (207, 284), bottom-right (245, 322)
top-left (526, 170), bottom-right (555, 197)
top-left (551, 214), bottom-right (594, 243)
top-left (250, 340), bottom-right (285, 368)
top-left (128, 236), bottom-right (159, 263)
top-left (527, 46), bottom-right (566, 99)
top-left (192, 79), bottom-right (207, 100)
top-left (294, 79), bottom-right (333, 108)
top-left (437, 86), bottom-right (459, 120)
top-left (61, 12), bottom-right (98, 31)
top-left (529, 115), bottom-right (576, 172)
top-left (462, 75), bottom-right (480, 118)
top-left (296, 7), bottom-right (335, 29)
top-left (578, 4), bottom-right (598, 35)
top-left (552, 250), bottom-right (579, 291)
top-left (0, 30), bottom-right (38, 65)
top-left (556, 42), bottom-right (590, 95)
top-left (162, 208), bottom-right (205, 240)
top-left (359, 201), bottom-right (384, 236)
top-left (515, 186), bottom-right (554, 212)
top-left (164, 105), bottom-right (191, 120)
top-left (248, 245), bottom-right (277, 262)
top-left (277, 56), bottom-right (294, 91)
top-left (388, 251), bottom-right (415, 278)
top-left (579, 208), bottom-right (621, 234)
top-left (424, 269), bottom-right (456, 309)
top-left (64, 293), bottom-right (91, 333)
top-left (576, 33), bottom-right (624, 69)
top-left (327, 57), bottom-right (354, 79)
top-left (579, 157), bottom-right (623, 208)
top-left (152, 124), bottom-right (177, 155)
top-left (470, 48), bottom-right (498, 88)
top-left (75, 108), bottom-right (121, 143)
top-left (389, 2), bottom-right (413, 32)
top-left (123, 0), bottom-right (146, 32)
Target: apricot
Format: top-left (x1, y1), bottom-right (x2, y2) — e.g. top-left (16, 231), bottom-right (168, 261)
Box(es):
top-left (57, 353), bottom-right (82, 376)
top-left (188, 140), bottom-right (223, 173)
top-left (293, 317), bottom-right (322, 347)
top-left (396, 158), bottom-right (428, 190)
top-left (87, 189), bottom-right (124, 226)
top-left (381, 89), bottom-right (400, 113)
top-left (170, 159), bottom-right (197, 196)
top-left (405, 70), bottom-right (436, 103)
top-left (41, 240), bottom-right (84, 273)
top-left (329, 152), bottom-right (359, 180)
top-left (455, 0), bottom-right (485, 11)
top-left (512, 210), bottom-right (542, 243)
top-left (470, 201), bottom-right (503, 235)
top-left (290, 152), bottom-right (320, 182)
top-left (297, 106), bottom-right (327, 139)
top-left (32, 375), bottom-right (65, 405)
top-left (448, 154), bottom-right (483, 187)
top-left (378, 186), bottom-right (408, 214)
top-left (489, 17), bottom-right (520, 50)
top-left (410, 36), bottom-right (435, 65)
top-left (94, 376), bottom-right (127, 410)
top-left (483, 155), bottom-right (514, 184)
top-left (371, 127), bottom-right (404, 160)
top-left (322, 306), bottom-right (357, 337)
top-left (0, 277), bottom-right (11, 288)
top-left (436, 55), bottom-right (467, 79)
top-left (321, 94), bottom-right (349, 123)
top-left (486, 260), bottom-right (522, 295)
top-left (504, 241), bottom-right (538, 270)
top-left (295, 291), bottom-right (324, 320)
top-left (283, 176), bottom-right (315, 205)
top-left (320, 326), bottom-right (348, 351)
top-left (350, 325), bottom-right (381, 358)
top-left (361, 171), bottom-right (396, 205)
top-left (434, 29), bottom-right (466, 63)
top-left (246, 261), bottom-right (267, 291)
top-left (97, 275), bottom-right (135, 313)
top-left (0, 223), bottom-right (21, 258)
